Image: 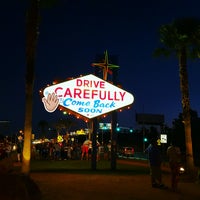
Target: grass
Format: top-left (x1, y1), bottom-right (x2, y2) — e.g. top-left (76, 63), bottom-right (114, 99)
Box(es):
top-left (29, 159), bottom-right (150, 175)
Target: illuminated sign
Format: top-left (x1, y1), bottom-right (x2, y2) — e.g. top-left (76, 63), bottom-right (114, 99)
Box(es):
top-left (42, 74), bottom-right (134, 119)
top-left (99, 123), bottom-right (111, 130)
top-left (160, 134), bottom-right (167, 143)
top-left (57, 135), bottom-right (63, 143)
top-left (76, 129), bottom-right (85, 135)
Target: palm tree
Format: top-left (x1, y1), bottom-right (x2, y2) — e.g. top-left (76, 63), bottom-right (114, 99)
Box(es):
top-left (154, 17), bottom-right (200, 175)
top-left (22, 0), bottom-right (59, 175)
top-left (22, 0), bottom-right (40, 175)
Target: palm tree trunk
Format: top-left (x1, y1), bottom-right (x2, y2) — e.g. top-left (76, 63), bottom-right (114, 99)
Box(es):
top-left (179, 47), bottom-right (194, 174)
top-left (22, 0), bottom-right (39, 175)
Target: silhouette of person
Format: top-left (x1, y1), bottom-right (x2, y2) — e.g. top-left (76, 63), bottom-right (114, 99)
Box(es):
top-left (144, 138), bottom-right (165, 188)
top-left (167, 140), bottom-right (181, 191)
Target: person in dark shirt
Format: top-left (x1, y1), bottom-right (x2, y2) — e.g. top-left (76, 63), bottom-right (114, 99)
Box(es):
top-left (17, 141), bottom-right (23, 162)
top-left (144, 138), bottom-right (166, 188)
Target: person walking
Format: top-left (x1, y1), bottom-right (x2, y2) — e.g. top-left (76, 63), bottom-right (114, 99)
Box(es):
top-left (144, 137), bottom-right (166, 188)
top-left (167, 140), bottom-right (181, 192)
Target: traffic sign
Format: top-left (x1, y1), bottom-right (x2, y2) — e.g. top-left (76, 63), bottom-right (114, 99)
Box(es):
top-left (160, 134), bottom-right (167, 143)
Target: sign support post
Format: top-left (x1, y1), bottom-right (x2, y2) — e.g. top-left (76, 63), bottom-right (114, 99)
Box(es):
top-left (111, 67), bottom-right (118, 170)
top-left (91, 117), bottom-right (98, 170)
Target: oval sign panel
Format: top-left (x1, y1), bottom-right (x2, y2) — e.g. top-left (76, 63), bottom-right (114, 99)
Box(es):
top-left (42, 74), bottom-right (134, 119)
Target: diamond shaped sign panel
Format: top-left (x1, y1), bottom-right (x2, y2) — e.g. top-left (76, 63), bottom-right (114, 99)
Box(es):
top-left (42, 74), bottom-right (134, 119)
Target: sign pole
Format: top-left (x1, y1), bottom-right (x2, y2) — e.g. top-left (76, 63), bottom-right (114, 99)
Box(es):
top-left (111, 110), bottom-right (117, 170)
top-left (91, 118), bottom-right (98, 170)
top-left (111, 67), bottom-right (118, 170)
top-left (91, 64), bottom-right (100, 170)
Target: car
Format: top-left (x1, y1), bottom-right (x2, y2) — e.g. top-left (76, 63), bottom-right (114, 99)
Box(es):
top-left (121, 147), bottom-right (134, 157)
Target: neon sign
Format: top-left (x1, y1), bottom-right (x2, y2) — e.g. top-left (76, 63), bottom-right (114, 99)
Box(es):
top-left (42, 74), bottom-right (134, 119)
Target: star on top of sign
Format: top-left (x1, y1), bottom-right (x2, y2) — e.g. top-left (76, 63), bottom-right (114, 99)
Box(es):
top-left (91, 50), bottom-right (120, 81)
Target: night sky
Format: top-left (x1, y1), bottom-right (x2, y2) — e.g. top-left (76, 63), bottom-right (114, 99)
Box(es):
top-left (1, 0), bottom-right (200, 134)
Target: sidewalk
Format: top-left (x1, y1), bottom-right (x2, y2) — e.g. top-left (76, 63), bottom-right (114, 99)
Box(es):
top-left (1, 159), bottom-right (200, 200)
top-left (30, 171), bottom-right (200, 200)
top-left (29, 159), bottom-right (200, 200)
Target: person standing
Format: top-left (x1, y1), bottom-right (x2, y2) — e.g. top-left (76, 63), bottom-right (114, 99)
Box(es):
top-left (81, 143), bottom-right (89, 160)
top-left (144, 138), bottom-right (166, 188)
top-left (53, 142), bottom-right (61, 160)
top-left (167, 141), bottom-right (181, 191)
top-left (17, 141), bottom-right (23, 162)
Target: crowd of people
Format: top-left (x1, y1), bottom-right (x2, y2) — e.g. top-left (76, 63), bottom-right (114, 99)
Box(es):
top-left (31, 141), bottom-right (81, 160)
top-left (0, 141), bottom-right (13, 160)
top-left (31, 140), bottom-right (111, 161)
top-left (0, 137), bottom-right (112, 163)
